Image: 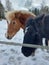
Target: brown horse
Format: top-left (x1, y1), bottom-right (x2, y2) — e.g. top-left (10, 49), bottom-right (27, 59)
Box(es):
top-left (5, 10), bottom-right (36, 39)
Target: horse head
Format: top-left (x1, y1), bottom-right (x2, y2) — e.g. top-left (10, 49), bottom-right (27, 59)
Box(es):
top-left (5, 10), bottom-right (36, 39)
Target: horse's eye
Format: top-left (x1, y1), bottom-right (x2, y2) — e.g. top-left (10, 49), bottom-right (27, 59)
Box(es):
top-left (13, 22), bottom-right (15, 24)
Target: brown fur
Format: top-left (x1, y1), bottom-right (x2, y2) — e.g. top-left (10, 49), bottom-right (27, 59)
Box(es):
top-left (5, 10), bottom-right (36, 25)
top-left (5, 10), bottom-right (36, 39)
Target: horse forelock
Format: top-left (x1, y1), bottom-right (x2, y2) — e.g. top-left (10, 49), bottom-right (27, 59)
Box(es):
top-left (5, 11), bottom-right (15, 23)
top-left (5, 10), bottom-right (36, 25)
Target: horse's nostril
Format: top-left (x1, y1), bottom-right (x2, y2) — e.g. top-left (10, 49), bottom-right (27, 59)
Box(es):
top-left (5, 33), bottom-right (12, 39)
top-left (7, 35), bottom-right (12, 39)
top-left (7, 36), bottom-right (10, 39)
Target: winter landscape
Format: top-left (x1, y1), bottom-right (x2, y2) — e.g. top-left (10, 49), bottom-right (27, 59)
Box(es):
top-left (0, 17), bottom-right (49, 65)
top-left (0, 18), bottom-right (49, 65)
top-left (0, 0), bottom-right (49, 65)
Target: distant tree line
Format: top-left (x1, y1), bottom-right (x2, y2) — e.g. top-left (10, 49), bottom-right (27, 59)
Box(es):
top-left (24, 0), bottom-right (49, 15)
top-left (0, 1), bottom-right (5, 19)
top-left (0, 0), bottom-right (49, 19)
top-left (0, 0), bottom-right (13, 20)
top-left (29, 6), bottom-right (49, 16)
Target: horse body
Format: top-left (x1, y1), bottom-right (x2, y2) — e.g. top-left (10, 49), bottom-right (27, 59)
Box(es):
top-left (22, 14), bottom-right (49, 57)
top-left (44, 15), bottom-right (49, 39)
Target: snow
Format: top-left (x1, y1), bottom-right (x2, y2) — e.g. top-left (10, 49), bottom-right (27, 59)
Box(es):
top-left (0, 19), bottom-right (49, 65)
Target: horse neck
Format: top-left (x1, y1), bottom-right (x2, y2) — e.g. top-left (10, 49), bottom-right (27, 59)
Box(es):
top-left (20, 13), bottom-right (36, 29)
top-left (21, 24), bottom-right (25, 29)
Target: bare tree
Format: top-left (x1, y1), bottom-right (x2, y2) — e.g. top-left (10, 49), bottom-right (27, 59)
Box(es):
top-left (5, 0), bottom-right (12, 11)
top-left (41, 0), bottom-right (46, 8)
top-left (40, 0), bottom-right (49, 14)
top-left (24, 0), bottom-right (32, 9)
top-left (0, 0), bottom-right (5, 19)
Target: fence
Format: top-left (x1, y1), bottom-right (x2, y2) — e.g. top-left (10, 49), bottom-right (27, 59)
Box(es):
top-left (0, 41), bottom-right (49, 49)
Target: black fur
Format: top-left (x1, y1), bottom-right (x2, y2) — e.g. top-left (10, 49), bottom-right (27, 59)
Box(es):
top-left (21, 14), bottom-right (49, 57)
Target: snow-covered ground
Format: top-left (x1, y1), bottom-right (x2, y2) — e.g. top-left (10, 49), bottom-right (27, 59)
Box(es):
top-left (0, 19), bottom-right (49, 65)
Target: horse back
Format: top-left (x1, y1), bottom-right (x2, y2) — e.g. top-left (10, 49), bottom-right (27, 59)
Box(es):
top-left (44, 15), bottom-right (49, 39)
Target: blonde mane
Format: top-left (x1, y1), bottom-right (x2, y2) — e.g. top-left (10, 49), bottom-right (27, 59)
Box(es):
top-left (5, 10), bottom-right (36, 22)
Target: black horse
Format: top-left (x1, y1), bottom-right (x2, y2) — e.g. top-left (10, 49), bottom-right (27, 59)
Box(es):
top-left (21, 14), bottom-right (48, 57)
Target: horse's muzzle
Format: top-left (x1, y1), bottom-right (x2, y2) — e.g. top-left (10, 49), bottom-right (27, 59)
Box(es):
top-left (5, 33), bottom-right (12, 39)
top-left (6, 36), bottom-right (12, 39)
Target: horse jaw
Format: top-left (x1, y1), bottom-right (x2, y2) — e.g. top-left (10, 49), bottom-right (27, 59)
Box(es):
top-left (21, 25), bottom-right (25, 29)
